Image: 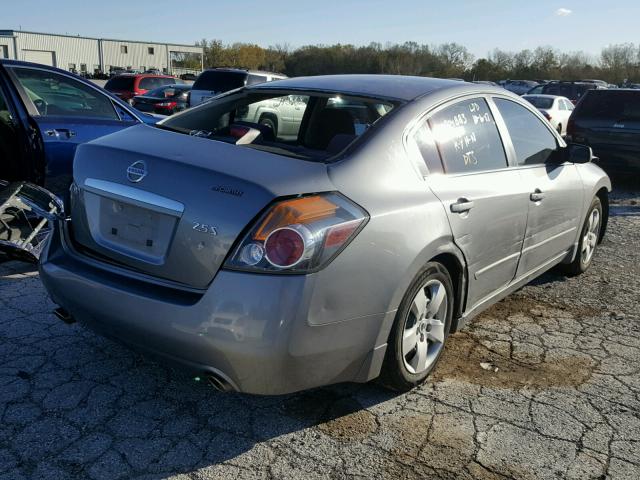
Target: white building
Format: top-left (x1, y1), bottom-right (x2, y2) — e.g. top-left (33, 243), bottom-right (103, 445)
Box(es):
top-left (0, 30), bottom-right (203, 75)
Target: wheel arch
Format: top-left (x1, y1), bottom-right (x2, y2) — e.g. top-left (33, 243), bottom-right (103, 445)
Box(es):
top-left (430, 251), bottom-right (467, 333)
top-left (595, 186), bottom-right (609, 243)
top-left (258, 111), bottom-right (278, 127)
top-left (383, 240), bottom-right (468, 341)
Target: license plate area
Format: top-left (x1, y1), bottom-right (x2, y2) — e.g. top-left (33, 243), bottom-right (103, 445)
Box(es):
top-left (84, 191), bottom-right (179, 265)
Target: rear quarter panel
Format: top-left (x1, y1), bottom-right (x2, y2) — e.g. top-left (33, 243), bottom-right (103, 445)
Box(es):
top-left (318, 95), bottom-right (465, 340)
top-left (574, 162), bottom-right (612, 243)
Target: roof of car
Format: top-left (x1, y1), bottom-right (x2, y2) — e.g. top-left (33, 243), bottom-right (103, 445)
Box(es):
top-left (204, 67), bottom-right (284, 76)
top-left (523, 94), bottom-right (564, 99)
top-left (112, 73), bottom-right (175, 78)
top-left (248, 74), bottom-right (487, 102)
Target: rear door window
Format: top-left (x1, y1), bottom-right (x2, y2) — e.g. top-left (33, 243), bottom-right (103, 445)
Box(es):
top-left (494, 98), bottom-right (558, 166)
top-left (427, 98), bottom-right (508, 174)
top-left (12, 67), bottom-right (119, 120)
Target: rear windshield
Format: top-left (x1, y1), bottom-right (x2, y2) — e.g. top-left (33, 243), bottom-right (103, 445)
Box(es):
top-left (105, 76), bottom-right (134, 91)
top-left (144, 85), bottom-right (190, 98)
top-left (139, 77), bottom-right (175, 90)
top-left (192, 71), bottom-right (247, 92)
top-left (576, 91), bottom-right (640, 120)
top-left (159, 89), bottom-right (400, 161)
top-left (524, 96), bottom-right (554, 109)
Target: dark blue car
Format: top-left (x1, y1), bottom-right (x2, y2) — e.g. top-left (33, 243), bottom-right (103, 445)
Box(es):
top-left (0, 60), bottom-right (157, 200)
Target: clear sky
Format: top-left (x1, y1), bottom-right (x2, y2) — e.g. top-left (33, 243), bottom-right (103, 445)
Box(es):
top-left (3, 0), bottom-right (638, 58)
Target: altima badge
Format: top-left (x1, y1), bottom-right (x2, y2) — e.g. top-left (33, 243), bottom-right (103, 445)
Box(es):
top-left (126, 161), bottom-right (147, 183)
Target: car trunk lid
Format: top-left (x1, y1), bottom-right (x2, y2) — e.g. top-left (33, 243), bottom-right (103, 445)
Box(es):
top-left (70, 124), bottom-right (335, 288)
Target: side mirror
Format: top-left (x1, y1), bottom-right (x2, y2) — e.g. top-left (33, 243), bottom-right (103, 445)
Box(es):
top-left (566, 143), bottom-right (598, 164)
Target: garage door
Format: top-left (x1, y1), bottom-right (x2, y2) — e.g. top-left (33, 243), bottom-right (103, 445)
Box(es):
top-left (23, 50), bottom-right (55, 66)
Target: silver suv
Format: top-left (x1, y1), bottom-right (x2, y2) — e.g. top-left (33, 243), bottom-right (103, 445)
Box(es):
top-left (188, 68), bottom-right (286, 107)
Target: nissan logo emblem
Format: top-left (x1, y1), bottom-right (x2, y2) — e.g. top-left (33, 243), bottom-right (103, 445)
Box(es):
top-left (127, 161), bottom-right (147, 183)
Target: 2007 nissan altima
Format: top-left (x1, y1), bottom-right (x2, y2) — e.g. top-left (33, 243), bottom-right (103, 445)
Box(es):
top-left (38, 75), bottom-right (611, 394)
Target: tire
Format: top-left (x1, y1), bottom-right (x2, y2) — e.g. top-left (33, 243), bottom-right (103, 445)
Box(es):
top-left (259, 116), bottom-right (278, 136)
top-left (379, 262), bottom-right (454, 391)
top-left (561, 196), bottom-right (603, 276)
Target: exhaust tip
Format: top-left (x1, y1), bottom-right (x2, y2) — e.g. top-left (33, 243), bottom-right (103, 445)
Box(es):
top-left (206, 373), bottom-right (233, 392)
top-left (53, 307), bottom-right (76, 324)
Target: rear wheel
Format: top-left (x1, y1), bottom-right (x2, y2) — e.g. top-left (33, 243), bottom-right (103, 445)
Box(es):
top-left (561, 196), bottom-right (602, 276)
top-left (379, 262), bottom-right (453, 391)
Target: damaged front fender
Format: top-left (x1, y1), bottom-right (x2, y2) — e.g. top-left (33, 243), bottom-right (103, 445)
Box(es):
top-left (0, 180), bottom-right (64, 263)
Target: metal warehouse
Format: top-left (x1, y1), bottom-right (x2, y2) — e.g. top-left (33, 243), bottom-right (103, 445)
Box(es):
top-left (0, 30), bottom-right (203, 75)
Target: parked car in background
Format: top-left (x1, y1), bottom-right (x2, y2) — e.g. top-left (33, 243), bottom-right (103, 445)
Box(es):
top-left (539, 81), bottom-right (601, 104)
top-left (526, 84), bottom-right (545, 95)
top-left (131, 84), bottom-right (191, 115)
top-left (503, 80), bottom-right (539, 95)
top-left (522, 94), bottom-right (574, 135)
top-left (180, 73), bottom-right (198, 81)
top-left (109, 67), bottom-right (127, 77)
top-left (189, 68), bottom-right (286, 107)
top-left (37, 76), bottom-right (610, 395)
top-left (0, 59), bottom-right (157, 200)
top-left (567, 89), bottom-right (640, 173)
top-left (105, 74), bottom-right (180, 104)
top-left (581, 79), bottom-right (608, 88)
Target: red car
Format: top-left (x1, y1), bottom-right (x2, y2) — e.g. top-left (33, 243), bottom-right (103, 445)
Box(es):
top-left (104, 74), bottom-right (179, 103)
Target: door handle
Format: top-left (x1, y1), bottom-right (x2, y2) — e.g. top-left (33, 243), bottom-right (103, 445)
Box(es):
top-left (45, 129), bottom-right (76, 139)
top-left (450, 198), bottom-right (475, 213)
top-left (530, 189), bottom-right (545, 202)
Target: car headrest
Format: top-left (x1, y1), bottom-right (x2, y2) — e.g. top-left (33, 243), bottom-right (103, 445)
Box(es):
top-left (308, 108), bottom-right (355, 150)
top-left (326, 134), bottom-right (358, 155)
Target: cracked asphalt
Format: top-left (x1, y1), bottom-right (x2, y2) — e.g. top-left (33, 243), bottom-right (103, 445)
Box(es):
top-left (1, 187), bottom-right (639, 480)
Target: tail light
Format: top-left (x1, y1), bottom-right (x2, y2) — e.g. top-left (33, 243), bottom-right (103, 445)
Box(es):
top-left (225, 193), bottom-right (368, 273)
top-left (541, 111), bottom-right (552, 121)
top-left (156, 101), bottom-right (178, 108)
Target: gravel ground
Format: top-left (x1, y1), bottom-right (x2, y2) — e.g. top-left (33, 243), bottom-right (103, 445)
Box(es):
top-left (0, 186), bottom-right (639, 480)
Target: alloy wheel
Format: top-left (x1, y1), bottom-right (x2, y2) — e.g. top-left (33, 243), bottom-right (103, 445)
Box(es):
top-left (581, 208), bottom-right (600, 265)
top-left (402, 279), bottom-right (448, 375)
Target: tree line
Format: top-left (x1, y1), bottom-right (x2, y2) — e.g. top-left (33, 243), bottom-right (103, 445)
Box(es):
top-left (195, 39), bottom-right (640, 84)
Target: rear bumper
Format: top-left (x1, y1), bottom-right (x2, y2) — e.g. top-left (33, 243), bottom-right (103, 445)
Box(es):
top-left (39, 223), bottom-right (391, 395)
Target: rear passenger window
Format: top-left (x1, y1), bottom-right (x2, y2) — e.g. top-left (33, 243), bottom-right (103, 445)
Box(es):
top-left (428, 98), bottom-right (507, 174)
top-left (494, 98), bottom-right (558, 166)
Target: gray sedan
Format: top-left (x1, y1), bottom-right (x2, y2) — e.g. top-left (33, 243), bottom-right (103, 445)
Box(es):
top-left (38, 75), bottom-right (611, 395)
